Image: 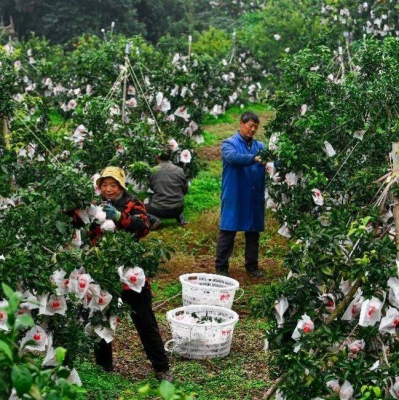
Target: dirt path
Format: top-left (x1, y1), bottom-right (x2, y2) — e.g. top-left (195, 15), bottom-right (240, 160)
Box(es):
top-left (111, 109), bottom-right (286, 399)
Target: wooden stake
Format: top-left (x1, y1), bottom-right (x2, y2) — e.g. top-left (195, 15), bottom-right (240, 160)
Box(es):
top-left (392, 142), bottom-right (399, 260)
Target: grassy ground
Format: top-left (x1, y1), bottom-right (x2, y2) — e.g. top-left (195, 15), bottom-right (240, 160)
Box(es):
top-left (77, 104), bottom-right (287, 399)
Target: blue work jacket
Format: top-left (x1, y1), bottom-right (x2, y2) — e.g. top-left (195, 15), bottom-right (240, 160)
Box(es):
top-left (220, 132), bottom-right (266, 232)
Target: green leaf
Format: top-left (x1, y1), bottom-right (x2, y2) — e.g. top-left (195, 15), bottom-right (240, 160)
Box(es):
top-left (305, 374), bottom-right (314, 386)
top-left (44, 392), bottom-right (62, 400)
top-left (55, 347), bottom-right (67, 364)
top-left (2, 283), bottom-right (13, 299)
top-left (12, 366), bottom-right (33, 396)
top-left (138, 383), bottom-right (151, 394)
top-left (159, 380), bottom-right (175, 400)
top-left (348, 228), bottom-right (357, 236)
top-left (15, 314), bottom-right (34, 330)
top-left (323, 326), bottom-right (332, 335)
top-left (373, 387), bottom-right (381, 396)
top-left (362, 216), bottom-right (372, 225)
top-left (0, 340), bottom-right (13, 362)
top-left (8, 292), bottom-right (22, 314)
top-left (56, 366), bottom-right (71, 379)
top-left (320, 265), bottom-right (333, 276)
top-left (28, 385), bottom-right (42, 400)
top-left (55, 221), bottom-right (67, 235)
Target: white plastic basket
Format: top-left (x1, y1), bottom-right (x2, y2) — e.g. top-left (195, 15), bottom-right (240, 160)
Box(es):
top-left (179, 273), bottom-right (243, 309)
top-left (165, 305), bottom-right (239, 359)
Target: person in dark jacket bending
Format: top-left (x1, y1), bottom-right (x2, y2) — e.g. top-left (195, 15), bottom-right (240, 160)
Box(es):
top-left (71, 166), bottom-right (171, 382)
top-left (146, 149), bottom-right (189, 230)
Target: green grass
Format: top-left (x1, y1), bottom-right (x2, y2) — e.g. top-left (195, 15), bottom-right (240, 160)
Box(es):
top-left (77, 361), bottom-right (199, 400)
top-left (202, 103), bottom-right (273, 125)
top-left (171, 354), bottom-right (268, 399)
top-left (226, 103), bottom-right (273, 116)
top-left (184, 161), bottom-right (221, 220)
top-left (77, 343), bottom-right (269, 399)
top-left (49, 110), bottom-right (64, 126)
top-left (202, 112), bottom-right (235, 125)
top-left (76, 362), bottom-right (142, 399)
top-left (151, 280), bottom-right (182, 304)
top-left (199, 130), bottom-right (218, 146)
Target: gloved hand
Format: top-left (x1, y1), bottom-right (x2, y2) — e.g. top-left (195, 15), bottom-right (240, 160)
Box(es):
top-left (103, 204), bottom-right (121, 221)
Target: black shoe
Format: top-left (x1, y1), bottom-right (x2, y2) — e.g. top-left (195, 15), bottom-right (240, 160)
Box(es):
top-left (150, 219), bottom-right (163, 231)
top-left (177, 213), bottom-right (188, 226)
top-left (247, 269), bottom-right (264, 278)
top-left (216, 269), bottom-right (230, 277)
top-left (155, 370), bottom-right (173, 383)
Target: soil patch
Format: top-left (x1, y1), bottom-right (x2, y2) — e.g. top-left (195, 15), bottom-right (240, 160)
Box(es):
top-left (196, 145), bottom-right (220, 161)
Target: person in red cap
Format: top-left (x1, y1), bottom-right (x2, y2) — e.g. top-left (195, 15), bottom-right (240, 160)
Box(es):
top-left (70, 166), bottom-right (171, 382)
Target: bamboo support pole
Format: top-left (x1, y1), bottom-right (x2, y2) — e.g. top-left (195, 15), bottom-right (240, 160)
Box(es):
top-left (121, 43), bottom-right (132, 124)
top-left (338, 46), bottom-right (345, 79)
top-left (1, 116), bottom-right (9, 148)
top-left (392, 142), bottom-right (399, 260)
top-left (188, 35), bottom-right (192, 62)
top-left (2, 115), bottom-right (15, 192)
top-left (229, 30), bottom-right (236, 64)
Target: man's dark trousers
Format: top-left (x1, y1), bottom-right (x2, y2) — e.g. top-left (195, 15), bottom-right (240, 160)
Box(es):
top-left (146, 203), bottom-right (183, 220)
top-left (215, 230), bottom-right (260, 273)
top-left (94, 283), bottom-right (169, 372)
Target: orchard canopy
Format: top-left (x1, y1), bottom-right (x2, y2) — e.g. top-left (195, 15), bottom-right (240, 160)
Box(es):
top-left (1, 1), bottom-right (399, 399)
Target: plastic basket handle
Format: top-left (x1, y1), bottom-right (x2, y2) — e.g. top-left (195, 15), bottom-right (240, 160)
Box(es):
top-left (164, 339), bottom-right (176, 353)
top-left (235, 288), bottom-right (245, 302)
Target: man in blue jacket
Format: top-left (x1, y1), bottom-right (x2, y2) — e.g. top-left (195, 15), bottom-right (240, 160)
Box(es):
top-left (215, 111), bottom-right (265, 278)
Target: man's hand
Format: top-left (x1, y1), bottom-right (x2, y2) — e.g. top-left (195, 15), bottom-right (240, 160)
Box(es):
top-left (103, 204), bottom-right (121, 221)
top-left (254, 156), bottom-right (264, 164)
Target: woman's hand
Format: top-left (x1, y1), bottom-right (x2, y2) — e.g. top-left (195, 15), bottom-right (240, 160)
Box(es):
top-left (103, 204), bottom-right (121, 221)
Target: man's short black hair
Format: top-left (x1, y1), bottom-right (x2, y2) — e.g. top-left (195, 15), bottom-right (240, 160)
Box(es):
top-left (240, 111), bottom-right (260, 124)
top-left (158, 146), bottom-right (171, 161)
